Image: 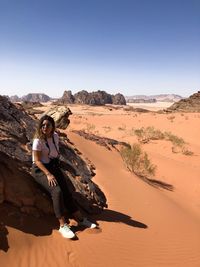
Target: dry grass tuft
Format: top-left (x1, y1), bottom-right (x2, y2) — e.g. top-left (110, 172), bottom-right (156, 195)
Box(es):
top-left (120, 143), bottom-right (174, 191)
top-left (133, 127), bottom-right (193, 156)
top-left (131, 127), bottom-right (193, 156)
top-left (120, 143), bottom-right (156, 177)
top-left (134, 127), bottom-right (164, 143)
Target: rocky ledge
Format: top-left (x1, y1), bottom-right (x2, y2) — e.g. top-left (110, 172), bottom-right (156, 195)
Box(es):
top-left (0, 95), bottom-right (107, 217)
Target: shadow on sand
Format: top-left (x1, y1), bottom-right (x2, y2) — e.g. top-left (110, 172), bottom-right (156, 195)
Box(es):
top-left (93, 209), bottom-right (148, 229)
top-left (0, 203), bottom-right (58, 252)
top-left (138, 175), bottom-right (174, 191)
top-left (0, 203), bottom-right (147, 252)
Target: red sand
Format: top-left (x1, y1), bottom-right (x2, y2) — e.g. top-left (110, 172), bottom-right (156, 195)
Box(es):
top-left (1, 105), bottom-right (200, 267)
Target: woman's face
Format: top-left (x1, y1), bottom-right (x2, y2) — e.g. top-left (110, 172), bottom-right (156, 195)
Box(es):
top-left (41, 119), bottom-right (53, 136)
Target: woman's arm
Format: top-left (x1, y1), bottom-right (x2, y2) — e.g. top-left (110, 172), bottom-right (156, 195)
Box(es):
top-left (33, 150), bottom-right (57, 187)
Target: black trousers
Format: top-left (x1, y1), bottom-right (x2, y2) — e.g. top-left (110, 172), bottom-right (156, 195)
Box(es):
top-left (31, 160), bottom-right (78, 218)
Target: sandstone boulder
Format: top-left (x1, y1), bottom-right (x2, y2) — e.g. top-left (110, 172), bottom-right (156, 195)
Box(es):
top-left (42, 105), bottom-right (72, 129)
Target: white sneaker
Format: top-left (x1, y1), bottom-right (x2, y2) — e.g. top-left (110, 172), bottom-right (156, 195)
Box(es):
top-left (79, 218), bottom-right (97, 229)
top-left (59, 224), bottom-right (75, 239)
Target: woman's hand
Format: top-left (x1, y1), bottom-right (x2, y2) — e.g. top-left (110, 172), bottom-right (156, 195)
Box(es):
top-left (46, 173), bottom-right (57, 187)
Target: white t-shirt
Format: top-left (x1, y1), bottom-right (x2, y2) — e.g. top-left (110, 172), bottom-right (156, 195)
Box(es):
top-left (32, 132), bottom-right (59, 163)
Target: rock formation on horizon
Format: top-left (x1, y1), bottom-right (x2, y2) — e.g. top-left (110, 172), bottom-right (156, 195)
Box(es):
top-left (0, 95), bottom-right (107, 217)
top-left (56, 90), bottom-right (126, 105)
top-left (9, 95), bottom-right (21, 102)
top-left (74, 90), bottom-right (113, 105)
top-left (21, 93), bottom-right (51, 102)
top-left (57, 90), bottom-right (75, 104)
top-left (9, 93), bottom-right (51, 102)
top-left (126, 94), bottom-right (183, 103)
top-left (111, 93), bottom-right (126, 105)
top-left (166, 91), bottom-right (200, 112)
top-left (126, 98), bottom-right (156, 103)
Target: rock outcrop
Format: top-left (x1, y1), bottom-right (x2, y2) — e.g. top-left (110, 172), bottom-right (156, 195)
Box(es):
top-left (9, 95), bottom-right (21, 102)
top-left (166, 91), bottom-right (200, 112)
top-left (74, 90), bottom-right (113, 105)
top-left (57, 90), bottom-right (126, 105)
top-left (72, 130), bottom-right (130, 151)
top-left (0, 95), bottom-right (107, 217)
top-left (42, 105), bottom-right (72, 129)
top-left (18, 101), bottom-right (44, 116)
top-left (21, 93), bottom-right (51, 102)
top-left (57, 90), bottom-right (75, 104)
top-left (111, 93), bottom-right (126, 105)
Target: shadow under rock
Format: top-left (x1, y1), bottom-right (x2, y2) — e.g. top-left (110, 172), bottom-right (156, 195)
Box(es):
top-left (93, 209), bottom-right (148, 229)
top-left (0, 224), bottom-right (9, 252)
top-left (0, 203), bottom-right (58, 252)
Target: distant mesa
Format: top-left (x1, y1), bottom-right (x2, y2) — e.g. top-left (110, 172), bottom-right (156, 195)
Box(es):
top-left (56, 90), bottom-right (126, 106)
top-left (166, 91), bottom-right (200, 112)
top-left (9, 93), bottom-right (51, 103)
top-left (9, 95), bottom-right (21, 102)
top-left (127, 98), bottom-right (156, 103)
top-left (126, 94), bottom-right (183, 103)
top-left (8, 90), bottom-right (126, 106)
top-left (8, 91), bottom-right (184, 106)
top-left (21, 93), bottom-right (51, 102)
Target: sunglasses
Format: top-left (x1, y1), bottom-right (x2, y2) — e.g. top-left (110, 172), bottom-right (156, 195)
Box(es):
top-left (41, 123), bottom-right (52, 128)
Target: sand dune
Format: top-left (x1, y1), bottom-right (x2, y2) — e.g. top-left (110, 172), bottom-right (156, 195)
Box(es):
top-left (1, 105), bottom-right (200, 267)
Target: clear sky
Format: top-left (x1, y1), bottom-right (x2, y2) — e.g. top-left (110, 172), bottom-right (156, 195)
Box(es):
top-left (0, 0), bottom-right (199, 98)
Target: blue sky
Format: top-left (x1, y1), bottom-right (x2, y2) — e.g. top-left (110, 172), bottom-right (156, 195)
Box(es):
top-left (0, 0), bottom-right (199, 98)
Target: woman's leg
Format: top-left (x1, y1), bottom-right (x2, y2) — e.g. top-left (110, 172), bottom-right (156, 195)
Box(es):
top-left (32, 166), bottom-right (76, 238)
top-left (32, 167), bottom-right (65, 220)
top-left (51, 167), bottom-right (97, 229)
top-left (52, 168), bottom-right (79, 215)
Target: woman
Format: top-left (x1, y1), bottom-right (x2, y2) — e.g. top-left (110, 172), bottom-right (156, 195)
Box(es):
top-left (31, 115), bottom-right (96, 239)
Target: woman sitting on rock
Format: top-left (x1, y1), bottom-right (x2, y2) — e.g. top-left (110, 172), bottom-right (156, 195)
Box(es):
top-left (31, 115), bottom-right (96, 239)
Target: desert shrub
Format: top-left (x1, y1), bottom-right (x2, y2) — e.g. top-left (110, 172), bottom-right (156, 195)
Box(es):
top-left (164, 132), bottom-right (185, 147)
top-left (133, 127), bottom-right (193, 156)
top-left (120, 143), bottom-right (175, 191)
top-left (134, 128), bottom-right (145, 139)
top-left (146, 127), bottom-right (165, 140)
top-left (134, 127), bottom-right (164, 143)
top-left (120, 143), bottom-right (156, 177)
